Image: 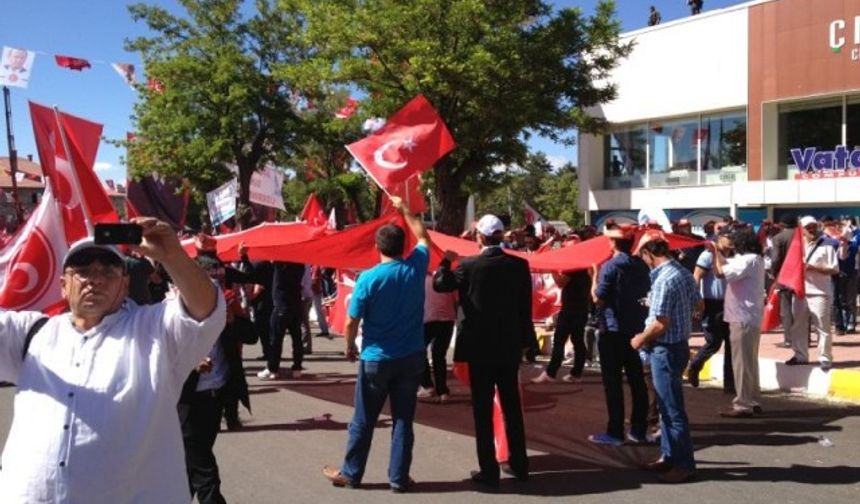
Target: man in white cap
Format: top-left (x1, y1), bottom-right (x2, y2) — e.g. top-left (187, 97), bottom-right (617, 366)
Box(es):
top-left (434, 214), bottom-right (537, 488)
top-left (0, 217), bottom-right (225, 502)
top-left (786, 216), bottom-right (838, 370)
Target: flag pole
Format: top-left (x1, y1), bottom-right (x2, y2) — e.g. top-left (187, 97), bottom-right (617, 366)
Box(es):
top-left (3, 86), bottom-right (24, 225)
top-left (53, 106), bottom-right (95, 235)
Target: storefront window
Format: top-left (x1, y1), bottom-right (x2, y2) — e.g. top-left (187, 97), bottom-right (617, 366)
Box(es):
top-left (778, 98), bottom-right (842, 179)
top-left (846, 96), bottom-right (860, 151)
top-left (648, 117), bottom-right (698, 187)
top-left (604, 125), bottom-right (647, 189)
top-left (701, 111), bottom-right (747, 184)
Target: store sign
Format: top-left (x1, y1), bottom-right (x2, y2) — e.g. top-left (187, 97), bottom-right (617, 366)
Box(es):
top-left (791, 146), bottom-right (860, 179)
top-left (829, 17), bottom-right (860, 60)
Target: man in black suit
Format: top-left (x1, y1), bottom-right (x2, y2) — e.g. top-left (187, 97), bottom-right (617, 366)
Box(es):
top-left (434, 214), bottom-right (537, 488)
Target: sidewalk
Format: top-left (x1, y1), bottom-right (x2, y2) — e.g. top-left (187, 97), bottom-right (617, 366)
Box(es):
top-left (692, 329), bottom-right (860, 402)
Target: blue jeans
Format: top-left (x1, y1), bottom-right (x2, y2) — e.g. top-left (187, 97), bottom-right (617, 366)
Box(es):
top-left (341, 352), bottom-right (423, 487)
top-left (649, 341), bottom-right (696, 471)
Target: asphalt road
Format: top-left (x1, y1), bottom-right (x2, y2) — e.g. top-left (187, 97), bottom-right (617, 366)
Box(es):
top-left (2, 336), bottom-right (859, 504)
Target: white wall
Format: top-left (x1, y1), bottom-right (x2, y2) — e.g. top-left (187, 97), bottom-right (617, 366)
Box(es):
top-left (595, 8), bottom-right (749, 124)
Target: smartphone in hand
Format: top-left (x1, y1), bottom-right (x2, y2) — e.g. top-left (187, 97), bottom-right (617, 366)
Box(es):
top-left (93, 223), bottom-right (143, 245)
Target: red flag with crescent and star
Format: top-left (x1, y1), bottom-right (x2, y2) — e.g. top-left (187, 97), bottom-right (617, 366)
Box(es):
top-left (299, 193), bottom-right (327, 226)
top-left (327, 271), bottom-right (356, 336)
top-left (0, 185), bottom-right (69, 313)
top-left (54, 55), bottom-right (92, 71)
top-left (346, 95), bottom-right (455, 193)
top-left (29, 101), bottom-right (119, 244)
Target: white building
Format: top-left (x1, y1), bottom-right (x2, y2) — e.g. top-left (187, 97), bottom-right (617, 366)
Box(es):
top-left (579, 0), bottom-right (860, 228)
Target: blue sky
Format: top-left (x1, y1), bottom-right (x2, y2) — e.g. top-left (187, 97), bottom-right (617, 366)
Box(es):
top-left (0, 0), bottom-right (747, 183)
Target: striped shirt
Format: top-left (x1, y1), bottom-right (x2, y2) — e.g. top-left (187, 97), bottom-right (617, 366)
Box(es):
top-left (646, 260), bottom-right (700, 345)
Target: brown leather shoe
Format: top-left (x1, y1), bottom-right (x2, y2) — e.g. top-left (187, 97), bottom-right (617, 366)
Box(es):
top-left (657, 467), bottom-right (695, 483)
top-left (641, 458), bottom-right (672, 473)
top-left (322, 465), bottom-right (358, 488)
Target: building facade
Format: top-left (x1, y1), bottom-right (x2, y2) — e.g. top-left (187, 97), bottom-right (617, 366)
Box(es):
top-left (579, 0), bottom-right (860, 229)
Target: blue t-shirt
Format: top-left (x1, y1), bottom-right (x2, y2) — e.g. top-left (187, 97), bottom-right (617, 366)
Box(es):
top-left (595, 252), bottom-right (651, 335)
top-left (839, 229), bottom-right (860, 275)
top-left (695, 250), bottom-right (726, 300)
top-left (348, 244), bottom-right (430, 361)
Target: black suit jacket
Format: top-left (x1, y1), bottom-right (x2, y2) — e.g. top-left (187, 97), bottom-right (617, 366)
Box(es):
top-left (434, 247), bottom-right (537, 365)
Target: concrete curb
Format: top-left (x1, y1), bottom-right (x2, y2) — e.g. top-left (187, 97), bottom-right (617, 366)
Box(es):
top-left (700, 353), bottom-right (860, 402)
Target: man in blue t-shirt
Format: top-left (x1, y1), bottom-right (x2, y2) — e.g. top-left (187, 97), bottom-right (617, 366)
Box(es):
top-left (323, 196), bottom-right (430, 493)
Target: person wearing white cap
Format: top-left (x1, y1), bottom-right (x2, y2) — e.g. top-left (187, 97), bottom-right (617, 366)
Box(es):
top-left (433, 213), bottom-right (537, 488)
top-left (785, 216), bottom-right (838, 370)
top-left (0, 217), bottom-right (226, 503)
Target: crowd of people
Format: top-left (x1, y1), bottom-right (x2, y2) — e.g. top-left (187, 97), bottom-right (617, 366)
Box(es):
top-left (0, 200), bottom-right (856, 499)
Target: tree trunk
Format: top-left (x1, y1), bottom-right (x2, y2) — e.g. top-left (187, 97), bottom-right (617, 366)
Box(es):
top-left (236, 157), bottom-right (256, 230)
top-left (434, 159), bottom-right (468, 235)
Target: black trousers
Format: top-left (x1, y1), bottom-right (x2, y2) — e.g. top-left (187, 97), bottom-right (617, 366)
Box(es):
top-left (468, 360), bottom-right (528, 480)
top-left (269, 309), bottom-right (303, 372)
top-left (421, 321), bottom-right (455, 395)
top-left (255, 306), bottom-right (272, 360)
top-left (689, 298), bottom-right (735, 392)
top-left (545, 311), bottom-right (588, 378)
top-left (179, 388), bottom-right (227, 504)
top-left (598, 332), bottom-right (649, 439)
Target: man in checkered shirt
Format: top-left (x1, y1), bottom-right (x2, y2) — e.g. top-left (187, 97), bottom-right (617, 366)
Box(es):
top-left (632, 233), bottom-right (702, 484)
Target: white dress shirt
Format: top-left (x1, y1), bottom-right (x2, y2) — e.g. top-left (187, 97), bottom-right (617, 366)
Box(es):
top-left (0, 292), bottom-right (226, 503)
top-left (722, 253), bottom-right (765, 325)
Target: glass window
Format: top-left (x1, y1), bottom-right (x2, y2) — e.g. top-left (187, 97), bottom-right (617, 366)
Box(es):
top-left (778, 98), bottom-right (842, 179)
top-left (604, 125), bottom-right (647, 190)
top-left (648, 117), bottom-right (699, 187)
top-left (701, 111), bottom-right (747, 184)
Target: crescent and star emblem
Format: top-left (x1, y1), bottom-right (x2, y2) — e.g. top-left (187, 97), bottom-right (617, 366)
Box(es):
top-left (9, 263), bottom-right (38, 293)
top-left (373, 137), bottom-right (417, 170)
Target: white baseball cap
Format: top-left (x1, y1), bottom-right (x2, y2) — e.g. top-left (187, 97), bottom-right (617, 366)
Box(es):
top-left (475, 214), bottom-right (504, 237)
top-left (799, 215), bottom-right (818, 229)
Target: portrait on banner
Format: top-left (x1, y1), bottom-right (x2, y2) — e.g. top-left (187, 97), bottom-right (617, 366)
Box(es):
top-left (0, 46), bottom-right (35, 88)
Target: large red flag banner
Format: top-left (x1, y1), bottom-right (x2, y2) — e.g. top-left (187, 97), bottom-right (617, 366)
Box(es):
top-left (346, 95), bottom-right (455, 192)
top-left (0, 186), bottom-right (68, 312)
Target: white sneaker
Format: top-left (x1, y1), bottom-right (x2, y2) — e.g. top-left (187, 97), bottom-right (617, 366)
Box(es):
top-left (257, 369), bottom-right (278, 380)
top-left (417, 386), bottom-right (434, 398)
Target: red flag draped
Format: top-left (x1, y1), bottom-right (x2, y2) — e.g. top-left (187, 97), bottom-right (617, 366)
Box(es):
top-left (346, 95), bottom-right (455, 192)
top-left (29, 101), bottom-right (118, 244)
top-left (54, 55), bottom-right (91, 71)
top-left (776, 229), bottom-right (805, 299)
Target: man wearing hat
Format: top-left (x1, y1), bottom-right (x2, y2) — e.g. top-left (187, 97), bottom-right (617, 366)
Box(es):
top-left (786, 216), bottom-right (838, 370)
top-left (434, 213), bottom-right (537, 487)
top-left (0, 217), bottom-right (225, 502)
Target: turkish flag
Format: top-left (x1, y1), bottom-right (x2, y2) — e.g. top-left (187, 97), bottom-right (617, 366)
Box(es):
top-left (334, 97), bottom-right (358, 119)
top-left (327, 271), bottom-right (356, 335)
top-left (380, 175), bottom-right (427, 215)
top-left (147, 78), bottom-right (165, 93)
top-left (0, 186), bottom-right (68, 312)
top-left (524, 202), bottom-right (546, 226)
top-left (30, 102), bottom-right (119, 244)
top-left (299, 193), bottom-right (327, 226)
top-left (775, 229), bottom-right (805, 299)
top-left (761, 286), bottom-right (781, 332)
top-left (54, 55), bottom-right (91, 71)
top-left (532, 277), bottom-right (562, 320)
top-left (346, 95), bottom-right (455, 192)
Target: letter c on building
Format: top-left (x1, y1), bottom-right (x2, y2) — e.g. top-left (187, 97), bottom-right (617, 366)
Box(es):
top-left (831, 19), bottom-right (846, 49)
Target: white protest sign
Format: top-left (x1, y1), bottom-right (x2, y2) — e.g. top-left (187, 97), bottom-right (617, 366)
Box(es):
top-left (249, 164), bottom-right (286, 211)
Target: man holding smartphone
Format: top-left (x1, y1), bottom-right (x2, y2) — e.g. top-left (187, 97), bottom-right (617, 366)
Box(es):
top-left (0, 217), bottom-right (226, 502)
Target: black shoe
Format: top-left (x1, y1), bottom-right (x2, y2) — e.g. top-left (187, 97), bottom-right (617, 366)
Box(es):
top-left (753, 405), bottom-right (763, 414)
top-left (836, 328), bottom-right (846, 336)
top-left (469, 470), bottom-right (500, 488)
top-left (688, 367), bottom-right (700, 388)
top-left (390, 477), bottom-right (416, 493)
top-left (316, 332), bottom-right (330, 338)
top-left (225, 417), bottom-right (242, 431)
top-left (784, 357), bottom-right (809, 366)
top-left (500, 463), bottom-right (529, 482)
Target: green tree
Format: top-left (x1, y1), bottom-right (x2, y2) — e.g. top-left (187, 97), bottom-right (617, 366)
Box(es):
top-left (478, 152), bottom-right (582, 228)
top-left (277, 0), bottom-right (629, 234)
top-left (125, 0), bottom-right (303, 227)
